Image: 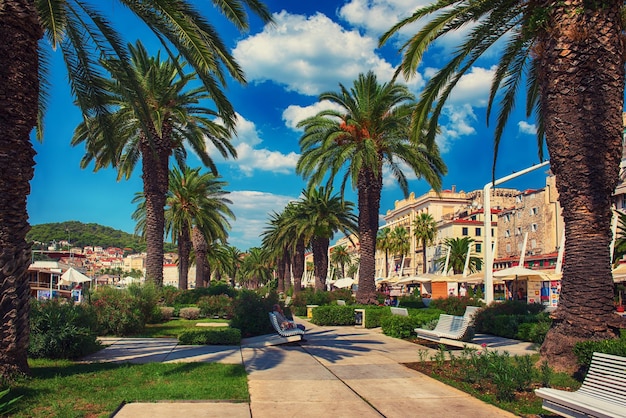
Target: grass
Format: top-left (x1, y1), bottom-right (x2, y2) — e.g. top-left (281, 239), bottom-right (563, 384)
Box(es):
top-left (8, 359), bottom-right (248, 418)
top-left (134, 318), bottom-right (229, 338)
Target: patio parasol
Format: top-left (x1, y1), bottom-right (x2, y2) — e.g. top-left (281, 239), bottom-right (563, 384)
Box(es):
top-left (58, 267), bottom-right (92, 286)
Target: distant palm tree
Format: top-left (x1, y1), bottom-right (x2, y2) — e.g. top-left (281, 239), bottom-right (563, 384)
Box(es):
top-left (413, 213), bottom-right (437, 274)
top-left (436, 237), bottom-right (482, 275)
top-left (0, 0), bottom-right (271, 381)
top-left (167, 168), bottom-right (234, 289)
top-left (241, 247), bottom-right (272, 289)
top-left (292, 186), bottom-right (358, 290)
top-left (389, 226), bottom-right (410, 275)
top-left (330, 245), bottom-right (353, 280)
top-left (376, 227), bottom-right (393, 278)
top-left (72, 41), bottom-right (236, 286)
top-left (262, 210), bottom-right (292, 294)
top-left (297, 71), bottom-right (446, 304)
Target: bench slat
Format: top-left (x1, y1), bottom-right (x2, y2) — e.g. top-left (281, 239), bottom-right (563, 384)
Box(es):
top-left (535, 352), bottom-right (626, 418)
top-left (414, 314), bottom-right (470, 342)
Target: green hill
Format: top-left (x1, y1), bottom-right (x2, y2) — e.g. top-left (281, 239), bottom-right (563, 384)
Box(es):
top-left (27, 221), bottom-right (176, 253)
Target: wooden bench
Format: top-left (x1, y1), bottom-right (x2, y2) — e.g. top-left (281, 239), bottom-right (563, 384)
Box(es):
top-left (390, 307), bottom-right (409, 316)
top-left (268, 312), bottom-right (304, 339)
top-left (414, 314), bottom-right (470, 342)
top-left (535, 352), bottom-right (626, 418)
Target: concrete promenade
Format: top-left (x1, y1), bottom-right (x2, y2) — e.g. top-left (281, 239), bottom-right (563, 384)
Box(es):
top-left (82, 318), bottom-right (537, 418)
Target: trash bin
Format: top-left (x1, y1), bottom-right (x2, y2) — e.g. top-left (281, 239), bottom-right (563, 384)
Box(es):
top-left (306, 305), bottom-right (319, 319)
top-left (354, 308), bottom-right (365, 328)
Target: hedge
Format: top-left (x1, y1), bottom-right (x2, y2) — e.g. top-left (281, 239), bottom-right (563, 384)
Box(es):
top-left (178, 328), bottom-right (242, 345)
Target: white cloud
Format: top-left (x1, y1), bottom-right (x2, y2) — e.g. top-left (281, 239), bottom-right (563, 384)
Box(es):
top-left (228, 190), bottom-right (297, 250)
top-left (436, 104), bottom-right (477, 153)
top-left (232, 11), bottom-right (420, 96)
top-left (518, 121), bottom-right (537, 135)
top-left (211, 113), bottom-right (300, 176)
top-left (282, 100), bottom-right (345, 131)
top-left (448, 66), bottom-right (495, 107)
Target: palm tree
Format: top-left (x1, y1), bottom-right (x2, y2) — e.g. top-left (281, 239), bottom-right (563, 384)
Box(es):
top-left (240, 247), bottom-right (272, 289)
top-left (389, 226), bottom-right (411, 275)
top-left (292, 187), bottom-right (358, 291)
top-left (297, 71), bottom-right (446, 304)
top-left (0, 0), bottom-right (271, 380)
top-left (413, 213), bottom-right (437, 274)
top-left (436, 237), bottom-right (482, 275)
top-left (376, 227), bottom-right (393, 278)
top-left (167, 167), bottom-right (234, 290)
top-left (262, 211), bottom-right (293, 294)
top-left (72, 41), bottom-right (237, 287)
top-left (380, 0), bottom-right (624, 368)
top-left (330, 245), bottom-right (353, 280)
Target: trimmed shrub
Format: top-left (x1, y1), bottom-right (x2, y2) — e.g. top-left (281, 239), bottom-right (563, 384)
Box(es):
top-left (311, 306), bottom-right (355, 325)
top-left (179, 307), bottom-right (201, 320)
top-left (29, 299), bottom-right (101, 359)
top-left (398, 295), bottom-right (425, 309)
top-left (381, 315), bottom-right (420, 338)
top-left (229, 290), bottom-right (277, 337)
top-left (363, 306), bottom-right (388, 328)
top-left (126, 282), bottom-right (162, 324)
top-left (292, 288), bottom-right (331, 313)
top-left (178, 328), bottom-right (241, 345)
top-left (573, 330), bottom-right (626, 367)
top-left (159, 307), bottom-right (175, 321)
top-left (429, 296), bottom-right (485, 316)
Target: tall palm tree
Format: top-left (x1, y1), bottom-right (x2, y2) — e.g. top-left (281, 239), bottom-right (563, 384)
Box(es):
top-left (0, 0), bottom-right (270, 380)
top-left (166, 167), bottom-right (234, 290)
top-left (330, 245), bottom-right (352, 280)
top-left (297, 71), bottom-right (446, 304)
top-left (380, 0), bottom-right (624, 369)
top-left (292, 186), bottom-right (358, 290)
top-left (413, 213), bottom-right (437, 274)
top-left (73, 41), bottom-right (237, 287)
top-left (436, 237), bottom-right (481, 275)
top-left (376, 227), bottom-right (393, 278)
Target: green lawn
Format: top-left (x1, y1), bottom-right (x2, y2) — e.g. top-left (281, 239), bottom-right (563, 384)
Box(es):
top-left (8, 359), bottom-right (248, 418)
top-left (135, 318), bottom-right (229, 338)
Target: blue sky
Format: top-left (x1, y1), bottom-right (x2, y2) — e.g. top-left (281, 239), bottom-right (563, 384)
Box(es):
top-left (28, 0), bottom-right (549, 251)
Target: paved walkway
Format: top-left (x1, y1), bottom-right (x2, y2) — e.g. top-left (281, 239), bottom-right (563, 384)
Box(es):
top-left (82, 319), bottom-right (538, 418)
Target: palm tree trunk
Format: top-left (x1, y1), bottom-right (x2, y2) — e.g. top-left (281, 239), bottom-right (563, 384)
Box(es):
top-left (177, 230), bottom-right (191, 290)
top-left (140, 130), bottom-right (171, 287)
top-left (277, 253), bottom-right (286, 293)
top-left (292, 239), bottom-right (305, 294)
top-left (422, 242), bottom-right (428, 274)
top-left (0, 0), bottom-right (42, 380)
top-left (192, 226), bottom-right (207, 288)
top-left (356, 168), bottom-right (382, 304)
top-left (312, 237), bottom-right (329, 290)
top-left (537, 0), bottom-right (624, 371)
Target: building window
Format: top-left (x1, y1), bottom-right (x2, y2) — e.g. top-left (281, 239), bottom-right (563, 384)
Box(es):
top-left (476, 243), bottom-right (482, 253)
top-left (491, 228), bottom-right (495, 237)
top-left (475, 227), bottom-right (481, 236)
top-left (505, 229), bottom-right (511, 238)
top-left (530, 207), bottom-right (539, 216)
top-left (517, 211), bottom-right (522, 219)
top-left (504, 214), bottom-right (511, 222)
top-left (516, 195), bottom-right (523, 203)
top-left (462, 227), bottom-right (468, 236)
top-left (518, 242), bottom-right (523, 252)
top-left (515, 227), bottom-right (522, 236)
top-left (506, 243), bottom-right (511, 252)
top-left (531, 223), bottom-right (538, 232)
top-left (531, 239), bottom-right (537, 249)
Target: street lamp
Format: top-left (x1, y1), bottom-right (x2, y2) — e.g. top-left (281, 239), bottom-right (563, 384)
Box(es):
top-left (483, 161), bottom-right (550, 304)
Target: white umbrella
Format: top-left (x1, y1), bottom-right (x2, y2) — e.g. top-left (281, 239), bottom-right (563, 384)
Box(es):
top-left (396, 276), bottom-right (429, 286)
top-left (612, 263), bottom-right (626, 282)
top-left (493, 266), bottom-right (551, 281)
top-left (333, 277), bottom-right (354, 288)
top-left (58, 267), bottom-right (91, 286)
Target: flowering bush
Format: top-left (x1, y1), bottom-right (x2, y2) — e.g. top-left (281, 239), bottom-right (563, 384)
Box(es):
top-left (179, 307), bottom-right (201, 320)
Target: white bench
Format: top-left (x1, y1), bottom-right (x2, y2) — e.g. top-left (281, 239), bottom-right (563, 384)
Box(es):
top-left (535, 352), bottom-right (626, 418)
top-left (268, 312), bottom-right (304, 338)
top-left (414, 314), bottom-right (470, 342)
top-left (336, 299), bottom-right (346, 306)
top-left (390, 307), bottom-right (409, 316)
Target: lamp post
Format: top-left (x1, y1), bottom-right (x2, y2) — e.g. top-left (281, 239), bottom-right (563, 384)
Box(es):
top-left (483, 161), bottom-right (550, 304)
